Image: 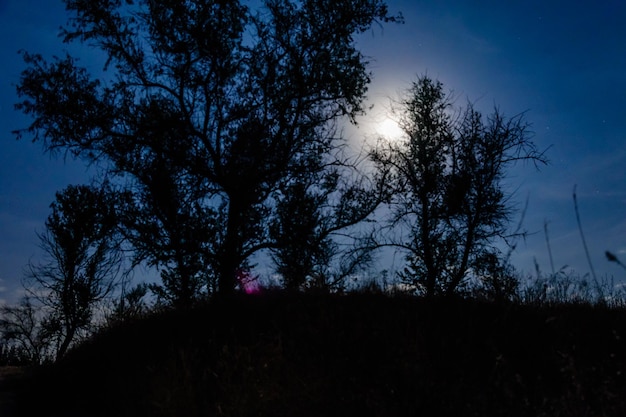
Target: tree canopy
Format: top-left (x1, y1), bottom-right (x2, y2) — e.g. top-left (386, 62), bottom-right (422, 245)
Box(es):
top-left (15, 0), bottom-right (400, 299)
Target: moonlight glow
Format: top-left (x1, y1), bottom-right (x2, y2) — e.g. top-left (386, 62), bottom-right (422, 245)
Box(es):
top-left (376, 117), bottom-right (404, 140)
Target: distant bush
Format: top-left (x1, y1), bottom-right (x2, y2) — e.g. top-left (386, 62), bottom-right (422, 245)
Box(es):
top-left (0, 341), bottom-right (31, 366)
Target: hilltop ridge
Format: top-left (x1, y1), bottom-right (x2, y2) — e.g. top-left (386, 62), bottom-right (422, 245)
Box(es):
top-left (11, 293), bottom-right (626, 416)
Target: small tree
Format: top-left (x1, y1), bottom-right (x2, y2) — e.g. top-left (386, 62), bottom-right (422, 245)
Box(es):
top-left (26, 184), bottom-right (121, 360)
top-left (371, 76), bottom-right (547, 297)
top-left (470, 250), bottom-right (520, 302)
top-left (107, 282), bottom-right (149, 324)
top-left (271, 180), bottom-right (332, 291)
top-left (271, 176), bottom-right (380, 291)
top-left (0, 297), bottom-right (56, 364)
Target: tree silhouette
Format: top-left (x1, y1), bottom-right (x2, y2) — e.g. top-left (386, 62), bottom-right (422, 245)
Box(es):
top-left (116, 151), bottom-right (215, 307)
top-left (0, 297), bottom-right (56, 364)
top-left (270, 165), bottom-right (383, 291)
top-left (271, 180), bottom-right (332, 291)
top-left (15, 0), bottom-right (400, 296)
top-left (26, 185), bottom-right (121, 360)
top-left (371, 76), bottom-right (547, 297)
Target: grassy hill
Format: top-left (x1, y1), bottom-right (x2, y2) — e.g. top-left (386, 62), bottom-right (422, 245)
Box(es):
top-left (10, 292), bottom-right (626, 416)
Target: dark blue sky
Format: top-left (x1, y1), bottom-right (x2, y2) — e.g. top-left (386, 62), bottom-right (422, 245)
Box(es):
top-left (1, 0), bottom-right (625, 302)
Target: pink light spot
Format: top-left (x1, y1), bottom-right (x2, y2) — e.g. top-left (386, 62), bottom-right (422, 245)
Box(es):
top-left (236, 269), bottom-right (262, 294)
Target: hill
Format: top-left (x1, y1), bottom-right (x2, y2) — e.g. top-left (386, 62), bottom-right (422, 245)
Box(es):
top-left (10, 293), bottom-right (626, 416)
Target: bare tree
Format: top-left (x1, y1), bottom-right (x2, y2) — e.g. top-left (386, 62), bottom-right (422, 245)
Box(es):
top-left (0, 297), bottom-right (56, 364)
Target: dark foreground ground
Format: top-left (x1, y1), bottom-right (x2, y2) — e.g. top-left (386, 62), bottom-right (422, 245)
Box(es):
top-left (0, 366), bottom-right (25, 416)
top-left (8, 293), bottom-right (626, 416)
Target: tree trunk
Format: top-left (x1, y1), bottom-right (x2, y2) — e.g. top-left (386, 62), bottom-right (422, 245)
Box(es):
top-left (56, 325), bottom-right (75, 362)
top-left (446, 217), bottom-right (477, 295)
top-left (217, 199), bottom-right (244, 295)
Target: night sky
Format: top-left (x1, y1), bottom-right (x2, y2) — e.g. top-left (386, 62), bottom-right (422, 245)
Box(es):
top-left (1, 0), bottom-right (625, 303)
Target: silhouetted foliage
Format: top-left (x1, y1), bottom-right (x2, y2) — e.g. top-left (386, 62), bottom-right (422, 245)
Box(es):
top-left (0, 297), bottom-right (56, 364)
top-left (0, 341), bottom-right (30, 366)
top-left (371, 76), bottom-right (547, 297)
top-left (25, 184), bottom-right (122, 360)
top-left (271, 180), bottom-right (333, 290)
top-left (107, 282), bottom-right (150, 324)
top-left (270, 168), bottom-right (384, 292)
top-left (470, 251), bottom-right (520, 302)
top-left (114, 133), bottom-right (217, 307)
top-left (14, 0), bottom-right (401, 297)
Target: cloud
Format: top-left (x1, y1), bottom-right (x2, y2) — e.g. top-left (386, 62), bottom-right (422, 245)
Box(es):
top-left (440, 15), bottom-right (499, 55)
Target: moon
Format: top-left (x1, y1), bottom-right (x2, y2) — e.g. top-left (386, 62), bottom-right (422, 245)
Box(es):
top-left (376, 117), bottom-right (404, 140)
